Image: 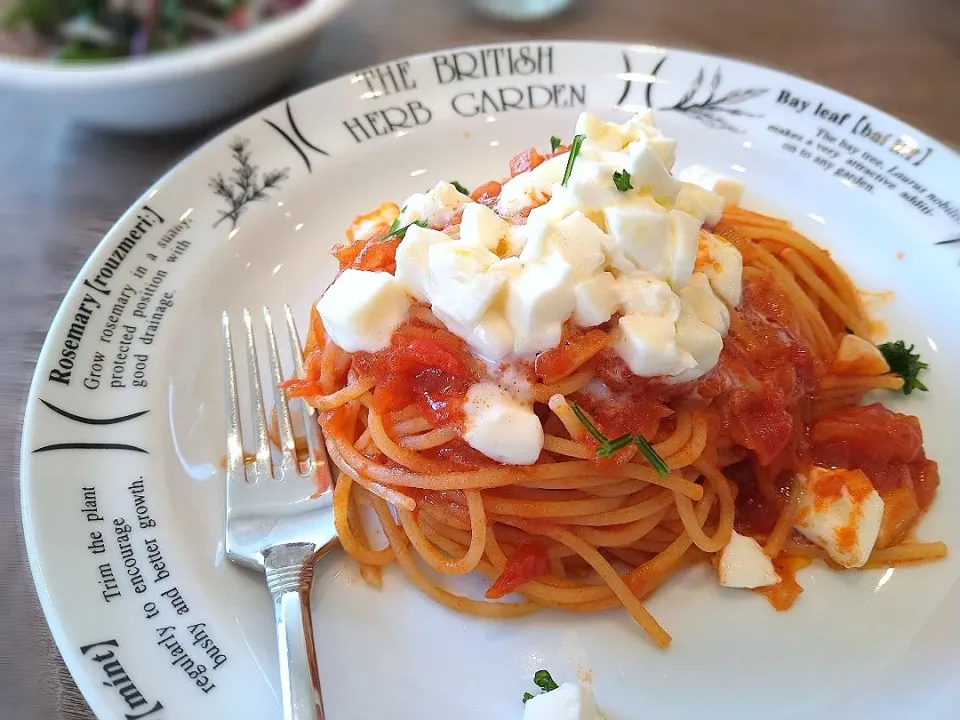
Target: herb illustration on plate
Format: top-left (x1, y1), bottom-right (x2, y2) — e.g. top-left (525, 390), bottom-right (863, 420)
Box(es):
top-left (657, 62), bottom-right (768, 133)
top-left (209, 138), bottom-right (290, 229)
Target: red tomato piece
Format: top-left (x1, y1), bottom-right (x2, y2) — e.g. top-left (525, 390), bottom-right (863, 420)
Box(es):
top-left (810, 403), bottom-right (923, 468)
top-left (509, 147), bottom-right (545, 177)
top-left (535, 328), bottom-right (610, 385)
top-left (401, 336), bottom-right (467, 376)
top-left (470, 180), bottom-right (502, 208)
top-left (485, 544), bottom-right (551, 599)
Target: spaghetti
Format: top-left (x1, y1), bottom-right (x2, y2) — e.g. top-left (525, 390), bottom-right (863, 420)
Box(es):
top-left (283, 144), bottom-right (944, 650)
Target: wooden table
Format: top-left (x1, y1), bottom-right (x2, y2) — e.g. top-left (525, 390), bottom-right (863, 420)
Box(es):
top-left (1, 0), bottom-right (957, 717)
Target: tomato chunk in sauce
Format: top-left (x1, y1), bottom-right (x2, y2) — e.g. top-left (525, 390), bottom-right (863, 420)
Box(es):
top-left (810, 403), bottom-right (937, 511)
top-left (352, 321), bottom-right (479, 427)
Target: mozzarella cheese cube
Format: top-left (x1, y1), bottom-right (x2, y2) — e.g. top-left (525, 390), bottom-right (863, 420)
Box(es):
top-left (502, 225), bottom-right (529, 257)
top-left (697, 233), bottom-right (743, 306)
top-left (620, 111), bottom-right (678, 168)
top-left (615, 313), bottom-right (692, 377)
top-left (647, 136), bottom-right (678, 170)
top-left (524, 184), bottom-right (580, 245)
top-left (459, 202), bottom-right (510, 251)
top-left (565, 158), bottom-right (626, 211)
top-left (399, 181), bottom-right (470, 228)
top-left (626, 141), bottom-right (681, 203)
top-left (794, 467), bottom-right (884, 569)
top-left (670, 303), bottom-right (723, 383)
top-left (496, 153), bottom-right (569, 217)
top-left (831, 334), bottom-right (891, 376)
top-left (395, 224), bottom-right (451, 302)
top-left (465, 312), bottom-right (515, 362)
top-left (463, 382), bottom-right (543, 465)
top-left (523, 683), bottom-right (605, 720)
top-left (718, 531), bottom-right (781, 588)
top-left (675, 182), bottom-right (725, 226)
top-left (620, 108), bottom-right (658, 141)
top-left (428, 241), bottom-right (505, 326)
top-left (555, 212), bottom-right (608, 266)
top-left (680, 272), bottom-right (730, 334)
top-left (616, 273), bottom-right (681, 318)
top-left (573, 272), bottom-right (619, 326)
top-left (668, 209), bottom-right (701, 288)
top-left (677, 164), bottom-right (744, 205)
top-left (523, 211), bottom-right (607, 281)
top-left (576, 112), bottom-right (630, 150)
top-left (316, 269), bottom-right (410, 353)
top-left (603, 199), bottom-right (672, 272)
top-left (507, 254), bottom-right (576, 354)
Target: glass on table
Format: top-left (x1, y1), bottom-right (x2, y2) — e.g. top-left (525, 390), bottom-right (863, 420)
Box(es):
top-left (468, 0), bottom-right (575, 21)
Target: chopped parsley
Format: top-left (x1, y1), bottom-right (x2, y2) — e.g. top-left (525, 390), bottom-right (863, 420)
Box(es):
top-left (522, 670), bottom-right (559, 703)
top-left (550, 135), bottom-right (562, 152)
top-left (534, 670), bottom-right (559, 692)
top-left (877, 340), bottom-right (929, 394)
top-left (560, 133), bottom-right (586, 187)
top-left (451, 180), bottom-right (470, 195)
top-left (382, 219), bottom-right (427, 242)
top-left (570, 402), bottom-right (670, 476)
top-left (612, 169), bottom-right (634, 192)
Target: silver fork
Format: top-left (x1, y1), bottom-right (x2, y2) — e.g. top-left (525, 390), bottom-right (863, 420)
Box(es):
top-left (222, 306), bottom-right (338, 720)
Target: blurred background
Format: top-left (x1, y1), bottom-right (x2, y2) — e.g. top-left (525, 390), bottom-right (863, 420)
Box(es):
top-left (1, 0), bottom-right (958, 718)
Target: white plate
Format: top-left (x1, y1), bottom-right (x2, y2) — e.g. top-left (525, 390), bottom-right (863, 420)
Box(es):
top-left (20, 41), bottom-right (960, 720)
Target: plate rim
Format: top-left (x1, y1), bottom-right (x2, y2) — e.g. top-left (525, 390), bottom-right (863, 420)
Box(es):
top-left (18, 38), bottom-right (960, 719)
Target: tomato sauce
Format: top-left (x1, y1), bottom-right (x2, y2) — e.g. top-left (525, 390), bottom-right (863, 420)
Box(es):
top-left (352, 321), bottom-right (479, 428)
top-left (754, 555), bottom-right (811, 611)
top-left (534, 326), bottom-right (611, 385)
top-left (809, 402), bottom-right (938, 514)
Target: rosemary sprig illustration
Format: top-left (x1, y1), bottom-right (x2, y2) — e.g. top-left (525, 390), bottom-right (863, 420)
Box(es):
top-left (209, 138), bottom-right (290, 229)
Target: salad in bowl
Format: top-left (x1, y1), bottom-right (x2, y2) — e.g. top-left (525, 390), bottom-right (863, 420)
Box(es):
top-left (0, 0), bottom-right (349, 131)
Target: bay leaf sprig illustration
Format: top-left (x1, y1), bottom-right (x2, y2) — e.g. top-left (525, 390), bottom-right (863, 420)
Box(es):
top-left (664, 67), bottom-right (768, 133)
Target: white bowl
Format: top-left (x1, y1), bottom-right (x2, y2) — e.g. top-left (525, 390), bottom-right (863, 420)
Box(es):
top-left (0, 0), bottom-right (349, 132)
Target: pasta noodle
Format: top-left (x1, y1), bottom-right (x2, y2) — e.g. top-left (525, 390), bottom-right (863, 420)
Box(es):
top-left (281, 155), bottom-right (945, 650)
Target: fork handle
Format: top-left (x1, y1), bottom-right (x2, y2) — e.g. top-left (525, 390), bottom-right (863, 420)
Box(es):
top-left (264, 544), bottom-right (325, 720)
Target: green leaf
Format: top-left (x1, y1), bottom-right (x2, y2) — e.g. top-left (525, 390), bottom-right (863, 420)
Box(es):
top-left (451, 180), bottom-right (470, 196)
top-left (522, 692), bottom-right (535, 704)
top-left (571, 402), bottom-right (669, 472)
top-left (612, 169), bottom-right (634, 192)
top-left (560, 134), bottom-right (586, 187)
top-left (381, 219), bottom-right (427, 242)
top-left (550, 135), bottom-right (562, 152)
top-left (533, 670), bottom-right (559, 693)
top-left (569, 402), bottom-right (609, 445)
top-left (633, 434), bottom-right (670, 477)
top-left (162, 0), bottom-right (187, 46)
top-left (596, 433), bottom-right (634, 457)
top-left (4, 0), bottom-right (79, 32)
top-left (877, 340), bottom-right (929, 395)
top-left (58, 39), bottom-right (123, 62)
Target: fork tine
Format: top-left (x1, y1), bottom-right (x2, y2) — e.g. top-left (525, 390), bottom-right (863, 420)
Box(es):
top-left (222, 312), bottom-right (248, 491)
top-left (243, 308), bottom-right (273, 480)
top-left (284, 304), bottom-right (334, 489)
top-left (263, 306), bottom-right (298, 476)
